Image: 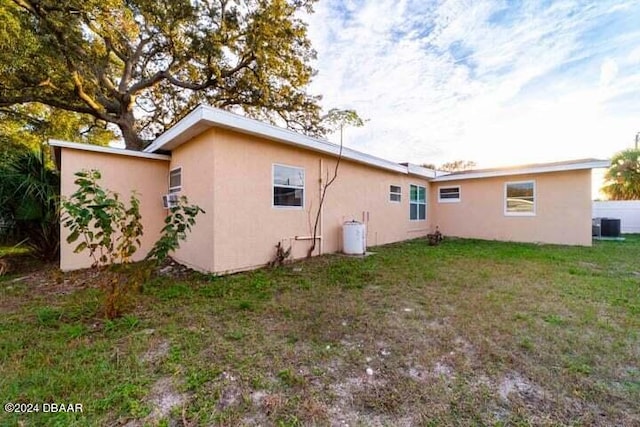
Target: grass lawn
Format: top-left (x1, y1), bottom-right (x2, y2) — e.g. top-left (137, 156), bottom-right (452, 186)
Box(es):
top-left (1, 236), bottom-right (639, 426)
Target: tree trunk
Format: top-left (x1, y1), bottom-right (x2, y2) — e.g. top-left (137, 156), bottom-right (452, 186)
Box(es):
top-left (117, 114), bottom-right (146, 151)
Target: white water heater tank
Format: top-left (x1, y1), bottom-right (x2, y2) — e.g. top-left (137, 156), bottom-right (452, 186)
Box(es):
top-left (343, 221), bottom-right (366, 255)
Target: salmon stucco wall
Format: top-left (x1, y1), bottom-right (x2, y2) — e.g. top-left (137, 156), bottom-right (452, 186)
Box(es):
top-left (170, 127), bottom-right (432, 274)
top-left (59, 148), bottom-right (170, 271)
top-left (167, 133), bottom-right (216, 272)
top-left (430, 170), bottom-right (593, 246)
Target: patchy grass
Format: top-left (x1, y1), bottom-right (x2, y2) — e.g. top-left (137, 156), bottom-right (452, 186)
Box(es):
top-left (1, 236), bottom-right (639, 426)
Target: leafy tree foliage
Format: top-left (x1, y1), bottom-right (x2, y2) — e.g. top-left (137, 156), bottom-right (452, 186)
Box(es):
top-left (1, 0), bottom-right (322, 150)
top-left (63, 170), bottom-right (143, 267)
top-left (602, 149), bottom-right (640, 200)
top-left (420, 161), bottom-right (476, 172)
top-left (439, 160), bottom-right (477, 172)
top-left (0, 104), bottom-right (115, 158)
top-left (0, 147), bottom-right (60, 259)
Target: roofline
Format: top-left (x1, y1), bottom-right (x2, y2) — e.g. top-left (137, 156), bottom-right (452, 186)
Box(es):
top-left (432, 160), bottom-right (610, 181)
top-left (143, 105), bottom-right (408, 174)
top-left (49, 139), bottom-right (171, 161)
top-left (404, 163), bottom-right (437, 179)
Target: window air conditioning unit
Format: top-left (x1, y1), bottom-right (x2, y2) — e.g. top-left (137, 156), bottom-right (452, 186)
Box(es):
top-left (162, 193), bottom-right (179, 209)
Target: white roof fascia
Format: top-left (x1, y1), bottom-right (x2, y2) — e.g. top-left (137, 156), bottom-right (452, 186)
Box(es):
top-left (142, 106), bottom-right (206, 154)
top-left (406, 163), bottom-right (437, 179)
top-left (48, 139), bottom-right (171, 161)
top-left (144, 105), bottom-right (407, 174)
top-left (432, 160), bottom-right (610, 182)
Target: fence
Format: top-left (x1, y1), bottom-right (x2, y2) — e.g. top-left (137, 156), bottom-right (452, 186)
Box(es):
top-left (593, 201), bottom-right (640, 233)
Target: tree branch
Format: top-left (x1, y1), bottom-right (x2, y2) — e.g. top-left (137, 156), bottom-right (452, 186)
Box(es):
top-left (69, 71), bottom-right (112, 122)
top-left (0, 95), bottom-right (105, 118)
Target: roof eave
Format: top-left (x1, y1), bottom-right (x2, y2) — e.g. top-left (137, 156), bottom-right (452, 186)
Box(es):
top-left (144, 105), bottom-right (408, 174)
top-left (405, 163), bottom-right (438, 179)
top-left (48, 139), bottom-right (171, 161)
top-left (432, 160), bottom-right (610, 182)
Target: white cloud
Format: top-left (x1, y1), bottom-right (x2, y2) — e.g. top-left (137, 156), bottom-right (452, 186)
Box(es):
top-left (600, 59), bottom-right (619, 86)
top-left (305, 0), bottom-right (640, 168)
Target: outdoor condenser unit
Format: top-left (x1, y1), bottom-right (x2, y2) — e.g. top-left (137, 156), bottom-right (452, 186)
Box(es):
top-left (600, 218), bottom-right (621, 237)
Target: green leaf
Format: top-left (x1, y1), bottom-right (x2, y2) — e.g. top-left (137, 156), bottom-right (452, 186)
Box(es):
top-left (67, 230), bottom-right (80, 243)
top-left (74, 241), bottom-right (88, 253)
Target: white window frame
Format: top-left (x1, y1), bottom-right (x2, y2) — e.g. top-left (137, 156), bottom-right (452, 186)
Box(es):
top-left (438, 185), bottom-right (461, 203)
top-left (504, 180), bottom-right (536, 216)
top-left (389, 185), bottom-right (402, 203)
top-left (272, 163), bottom-right (305, 209)
top-left (168, 167), bottom-right (182, 193)
top-left (409, 184), bottom-right (427, 221)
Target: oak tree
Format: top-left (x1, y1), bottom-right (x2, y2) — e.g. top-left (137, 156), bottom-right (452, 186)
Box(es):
top-left (1, 0), bottom-right (322, 150)
top-left (0, 105), bottom-right (115, 158)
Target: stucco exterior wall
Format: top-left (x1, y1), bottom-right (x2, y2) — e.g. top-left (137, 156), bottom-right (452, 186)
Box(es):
top-left (430, 170), bottom-right (593, 246)
top-left (170, 127), bottom-right (432, 274)
top-left (167, 133), bottom-right (216, 272)
top-left (59, 148), bottom-right (170, 271)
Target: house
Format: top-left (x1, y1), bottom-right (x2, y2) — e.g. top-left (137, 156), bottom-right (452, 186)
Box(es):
top-left (50, 105), bottom-right (608, 274)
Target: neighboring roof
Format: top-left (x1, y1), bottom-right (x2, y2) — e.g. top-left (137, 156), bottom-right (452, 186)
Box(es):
top-left (432, 158), bottom-right (610, 182)
top-left (400, 162), bottom-right (438, 179)
top-left (49, 139), bottom-right (171, 161)
top-left (143, 105), bottom-right (408, 174)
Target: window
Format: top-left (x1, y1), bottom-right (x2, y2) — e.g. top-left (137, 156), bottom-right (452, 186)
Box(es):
top-left (438, 186), bottom-right (461, 203)
top-left (409, 184), bottom-right (426, 220)
top-left (273, 164), bottom-right (304, 207)
top-left (169, 167), bottom-right (182, 193)
top-left (389, 185), bottom-right (402, 202)
top-left (505, 181), bottom-right (535, 215)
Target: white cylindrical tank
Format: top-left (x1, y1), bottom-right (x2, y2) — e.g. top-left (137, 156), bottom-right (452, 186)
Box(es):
top-left (343, 221), bottom-right (366, 255)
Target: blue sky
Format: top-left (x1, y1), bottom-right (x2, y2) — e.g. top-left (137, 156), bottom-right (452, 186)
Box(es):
top-left (304, 0), bottom-right (640, 168)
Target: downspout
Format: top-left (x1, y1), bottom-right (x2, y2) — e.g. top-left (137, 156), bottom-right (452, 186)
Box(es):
top-left (319, 158), bottom-right (324, 255)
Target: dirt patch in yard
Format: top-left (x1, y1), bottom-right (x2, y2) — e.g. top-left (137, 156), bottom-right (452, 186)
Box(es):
top-left (497, 371), bottom-right (545, 402)
top-left (123, 377), bottom-right (189, 427)
top-left (140, 338), bottom-right (170, 365)
top-left (0, 256), bottom-right (198, 313)
top-left (146, 377), bottom-right (189, 420)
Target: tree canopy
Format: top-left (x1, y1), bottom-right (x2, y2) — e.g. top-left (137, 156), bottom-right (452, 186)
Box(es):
top-left (0, 105), bottom-right (115, 158)
top-left (0, 0), bottom-right (322, 150)
top-left (439, 160), bottom-right (477, 172)
top-left (421, 160), bottom-right (477, 172)
top-left (602, 148), bottom-right (640, 200)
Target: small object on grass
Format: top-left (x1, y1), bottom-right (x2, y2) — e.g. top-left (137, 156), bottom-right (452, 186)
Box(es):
top-left (366, 368), bottom-right (374, 376)
top-left (159, 266), bottom-right (173, 274)
top-left (268, 242), bottom-right (291, 267)
top-left (0, 257), bottom-right (10, 276)
top-left (427, 226), bottom-right (444, 246)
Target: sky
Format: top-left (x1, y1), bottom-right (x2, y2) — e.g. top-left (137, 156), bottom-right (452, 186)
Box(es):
top-left (303, 0), bottom-right (640, 170)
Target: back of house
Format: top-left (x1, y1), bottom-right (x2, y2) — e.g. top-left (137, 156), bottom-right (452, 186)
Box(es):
top-left (51, 105), bottom-right (608, 274)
